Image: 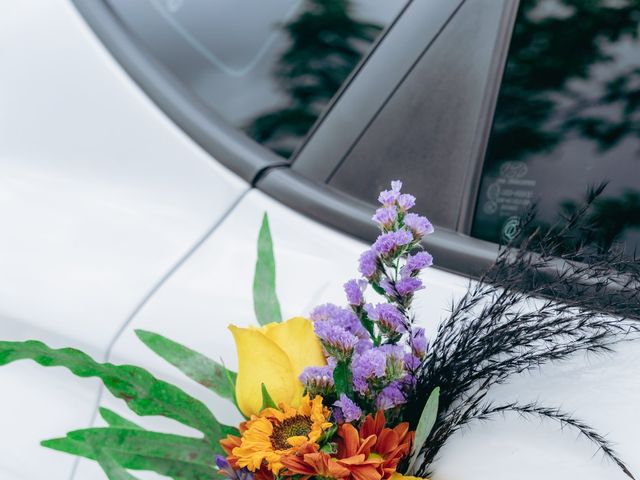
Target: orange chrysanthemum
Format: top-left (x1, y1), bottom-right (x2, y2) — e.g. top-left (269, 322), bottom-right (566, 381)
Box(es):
top-left (357, 411), bottom-right (414, 478)
top-left (281, 411), bottom-right (414, 480)
top-left (281, 440), bottom-right (383, 480)
top-left (231, 394), bottom-right (332, 474)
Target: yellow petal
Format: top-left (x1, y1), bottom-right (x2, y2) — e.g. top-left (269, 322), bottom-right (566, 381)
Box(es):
top-left (389, 473), bottom-right (430, 480)
top-left (286, 435), bottom-right (308, 447)
top-left (229, 324), bottom-right (297, 417)
top-left (263, 317), bottom-right (327, 405)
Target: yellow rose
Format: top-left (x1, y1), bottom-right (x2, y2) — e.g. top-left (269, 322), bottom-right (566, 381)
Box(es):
top-left (229, 317), bottom-right (326, 417)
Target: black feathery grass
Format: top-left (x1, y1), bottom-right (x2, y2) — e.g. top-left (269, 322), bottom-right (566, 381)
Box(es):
top-left (406, 185), bottom-right (640, 478)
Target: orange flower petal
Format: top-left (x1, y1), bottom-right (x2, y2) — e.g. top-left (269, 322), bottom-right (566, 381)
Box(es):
top-left (338, 423), bottom-right (361, 458)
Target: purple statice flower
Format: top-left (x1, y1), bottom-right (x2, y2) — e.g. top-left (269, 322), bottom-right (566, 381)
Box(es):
top-left (379, 277), bottom-right (397, 297)
top-left (356, 337), bottom-right (374, 354)
top-left (373, 229), bottom-right (413, 255)
top-left (334, 394), bottom-right (363, 423)
top-left (315, 321), bottom-right (359, 360)
top-left (375, 382), bottom-right (406, 410)
top-left (344, 279), bottom-right (367, 306)
top-left (397, 193), bottom-right (416, 212)
top-left (404, 352), bottom-right (421, 371)
top-left (379, 344), bottom-right (405, 377)
top-left (378, 180), bottom-right (403, 206)
top-left (352, 348), bottom-right (388, 394)
top-left (410, 326), bottom-right (428, 358)
top-left (216, 456), bottom-right (253, 480)
top-left (404, 213), bottom-right (434, 239)
top-left (372, 205), bottom-right (397, 229)
top-left (299, 365), bottom-right (335, 396)
top-left (310, 303), bottom-right (343, 323)
top-left (396, 276), bottom-right (424, 296)
top-left (402, 251), bottom-right (434, 275)
top-left (366, 303), bottom-right (406, 335)
top-left (311, 304), bottom-right (368, 339)
top-left (358, 249), bottom-right (379, 279)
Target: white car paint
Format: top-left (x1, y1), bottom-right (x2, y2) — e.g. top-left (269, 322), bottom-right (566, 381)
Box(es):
top-left (1, 1), bottom-right (639, 480)
top-left (0, 0), bottom-right (247, 478)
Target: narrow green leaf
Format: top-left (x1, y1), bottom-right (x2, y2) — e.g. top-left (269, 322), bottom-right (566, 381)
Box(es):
top-left (43, 434), bottom-right (217, 480)
top-left (371, 282), bottom-right (386, 296)
top-left (42, 436), bottom-right (93, 458)
top-left (253, 213), bottom-right (282, 325)
top-left (67, 427), bottom-right (221, 462)
top-left (92, 448), bottom-right (141, 480)
top-left (135, 330), bottom-right (238, 405)
top-left (333, 360), bottom-right (353, 397)
top-left (407, 386), bottom-right (440, 475)
top-left (99, 408), bottom-right (141, 430)
top-left (0, 340), bottom-right (223, 445)
top-left (261, 383), bottom-right (278, 410)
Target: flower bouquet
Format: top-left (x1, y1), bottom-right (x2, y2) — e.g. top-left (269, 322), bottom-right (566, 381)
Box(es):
top-left (1, 181), bottom-right (639, 480)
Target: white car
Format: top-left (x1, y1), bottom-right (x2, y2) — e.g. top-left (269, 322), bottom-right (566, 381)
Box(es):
top-left (1, 0), bottom-right (639, 479)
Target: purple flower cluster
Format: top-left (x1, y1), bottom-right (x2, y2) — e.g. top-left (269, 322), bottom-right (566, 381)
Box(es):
top-left (299, 365), bottom-right (335, 396)
top-left (351, 347), bottom-right (388, 394)
top-left (365, 303), bottom-right (406, 336)
top-left (307, 181), bottom-right (435, 421)
top-left (314, 321), bottom-right (359, 360)
top-left (334, 394), bottom-right (362, 423)
top-left (344, 279), bottom-right (367, 306)
top-left (372, 229), bottom-right (413, 256)
top-left (376, 382), bottom-right (405, 411)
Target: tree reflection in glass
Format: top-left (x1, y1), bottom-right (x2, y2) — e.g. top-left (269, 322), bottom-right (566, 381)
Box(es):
top-left (245, 0), bottom-right (382, 157)
top-left (474, 0), bottom-right (640, 255)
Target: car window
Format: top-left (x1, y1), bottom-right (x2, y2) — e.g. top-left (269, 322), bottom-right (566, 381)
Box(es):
top-left (325, 0), bottom-right (512, 230)
top-left (472, 0), bottom-right (640, 256)
top-left (105, 0), bottom-right (406, 158)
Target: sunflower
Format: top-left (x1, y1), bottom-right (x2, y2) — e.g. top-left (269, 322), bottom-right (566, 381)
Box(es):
top-left (232, 394), bottom-right (332, 474)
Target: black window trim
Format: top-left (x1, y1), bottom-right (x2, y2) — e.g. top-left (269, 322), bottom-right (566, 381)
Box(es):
top-left (257, 168), bottom-right (499, 277)
top-left (457, 0), bottom-right (520, 235)
top-left (291, 0), bottom-right (466, 181)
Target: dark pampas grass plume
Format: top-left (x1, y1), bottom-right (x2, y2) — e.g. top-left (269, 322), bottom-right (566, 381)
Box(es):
top-left (406, 185), bottom-right (640, 479)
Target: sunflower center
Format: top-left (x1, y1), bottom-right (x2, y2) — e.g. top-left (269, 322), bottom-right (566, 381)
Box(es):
top-left (270, 415), bottom-right (313, 450)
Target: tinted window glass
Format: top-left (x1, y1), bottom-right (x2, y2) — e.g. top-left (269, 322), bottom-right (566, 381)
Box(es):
top-left (327, 0), bottom-right (509, 229)
top-left (106, 0), bottom-right (405, 157)
top-left (473, 0), bottom-right (640, 255)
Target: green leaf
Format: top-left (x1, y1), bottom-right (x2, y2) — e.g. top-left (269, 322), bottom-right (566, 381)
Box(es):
top-left (92, 448), bottom-right (141, 480)
top-left (371, 282), bottom-right (386, 296)
top-left (68, 427), bottom-right (220, 462)
top-left (332, 360), bottom-right (353, 397)
top-left (99, 408), bottom-right (141, 430)
top-left (43, 433), bottom-right (217, 480)
top-left (407, 386), bottom-right (440, 475)
top-left (261, 383), bottom-right (278, 410)
top-left (135, 330), bottom-right (238, 406)
top-left (253, 213), bottom-right (282, 325)
top-left (0, 340), bottom-right (223, 445)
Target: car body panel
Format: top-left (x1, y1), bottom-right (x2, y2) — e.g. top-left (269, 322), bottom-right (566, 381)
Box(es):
top-left (0, 1), bottom-right (247, 478)
top-left (1, 2), bottom-right (639, 480)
